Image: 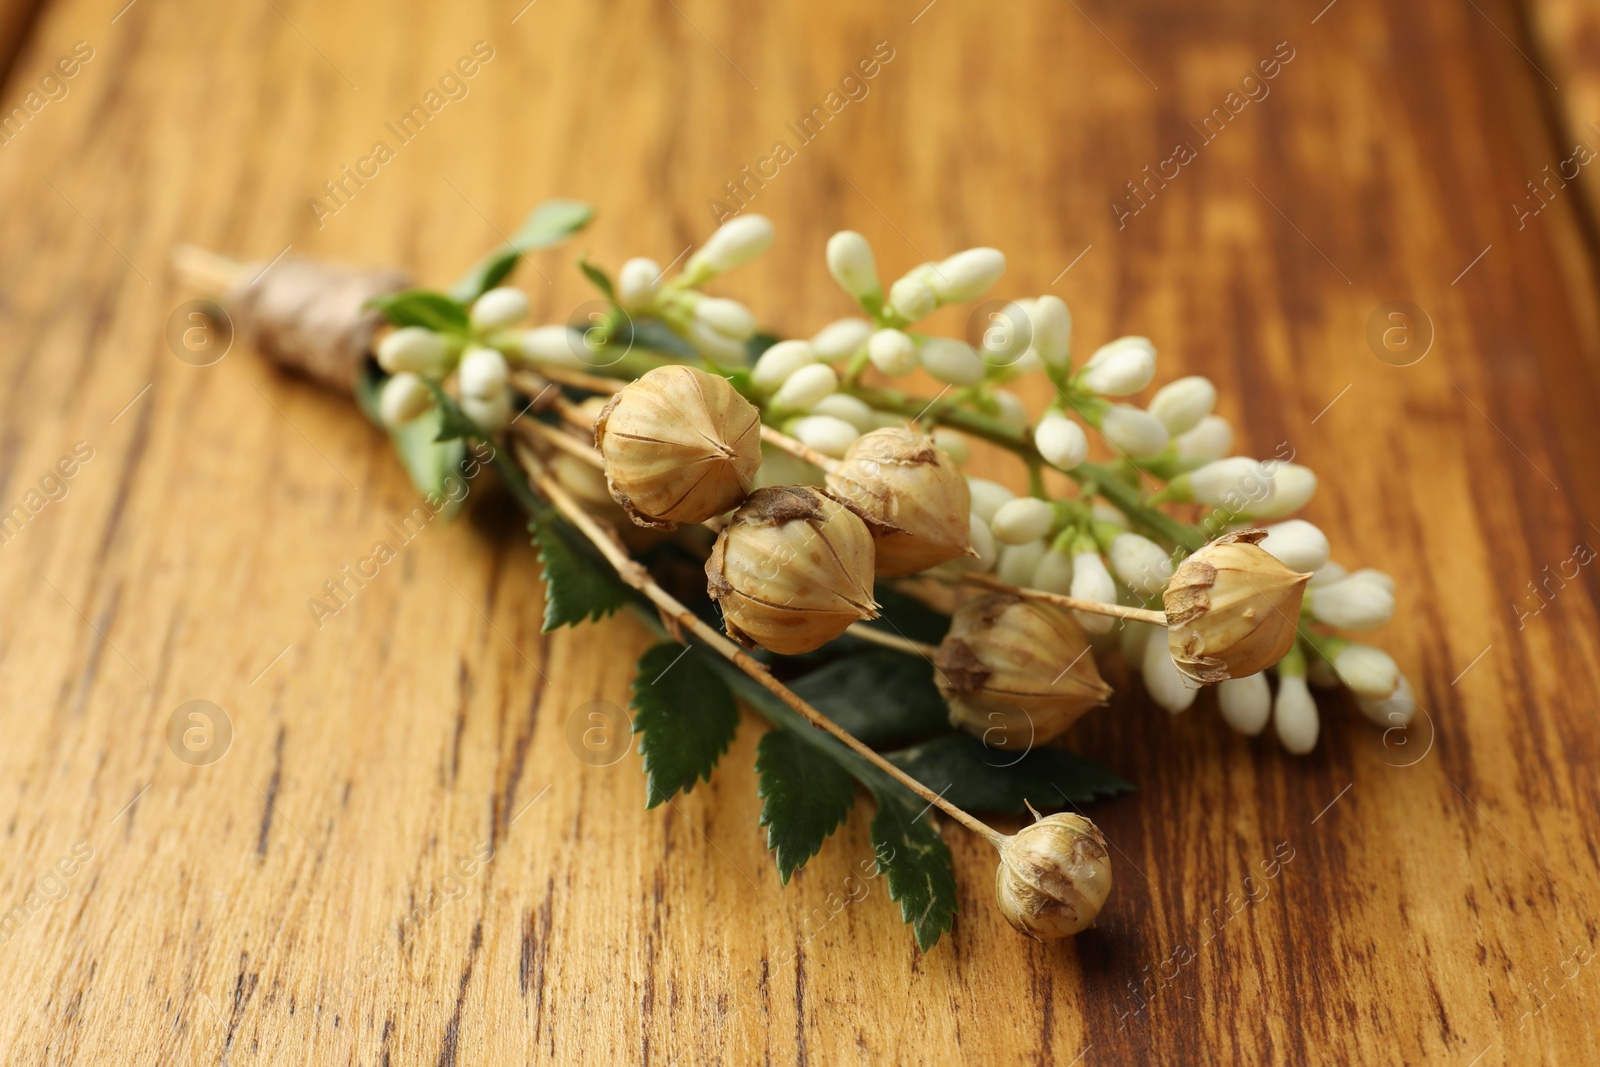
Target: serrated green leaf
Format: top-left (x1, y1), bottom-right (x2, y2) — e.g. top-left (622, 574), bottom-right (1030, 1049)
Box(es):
top-left (885, 734), bottom-right (1133, 815)
top-left (368, 289), bottom-right (470, 333)
top-left (788, 651), bottom-right (948, 748)
top-left (578, 257), bottom-right (616, 302)
top-left (531, 515), bottom-right (630, 631)
top-left (354, 362), bottom-right (468, 520)
top-left (868, 792), bottom-right (958, 952)
top-left (450, 199), bottom-right (596, 302)
top-left (756, 729), bottom-right (856, 884)
top-left (631, 643), bottom-right (740, 808)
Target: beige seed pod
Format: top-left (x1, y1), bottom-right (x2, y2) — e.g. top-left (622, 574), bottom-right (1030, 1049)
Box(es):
top-left (824, 427), bottom-right (973, 577)
top-left (594, 365), bottom-right (762, 528)
top-left (994, 808), bottom-right (1113, 939)
top-left (705, 486), bottom-right (879, 655)
top-left (1164, 529), bottom-right (1312, 684)
top-left (935, 594), bottom-right (1112, 750)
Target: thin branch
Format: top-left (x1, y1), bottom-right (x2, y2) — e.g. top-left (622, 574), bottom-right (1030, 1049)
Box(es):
top-left (513, 441), bottom-right (1007, 848)
top-left (938, 570), bottom-right (1169, 627)
top-left (845, 623), bottom-right (940, 658)
top-left (759, 424), bottom-right (840, 473)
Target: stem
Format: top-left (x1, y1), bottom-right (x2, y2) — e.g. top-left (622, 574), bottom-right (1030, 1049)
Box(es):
top-left (759, 425), bottom-right (840, 473)
top-left (516, 420), bottom-right (605, 467)
top-left (845, 623), bottom-right (940, 658)
top-left (512, 441), bottom-right (1007, 849)
top-left (945, 571), bottom-right (1168, 626)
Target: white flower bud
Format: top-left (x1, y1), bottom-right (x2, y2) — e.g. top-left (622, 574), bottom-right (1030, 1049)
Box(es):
top-left (516, 324), bottom-right (590, 368)
top-left (809, 393), bottom-right (877, 432)
top-left (1185, 457), bottom-right (1275, 508)
top-left (694, 296), bottom-right (756, 339)
top-left (1249, 463), bottom-right (1316, 517)
top-left (377, 326), bottom-right (452, 375)
top-left (1092, 503), bottom-right (1128, 529)
top-left (790, 414), bottom-right (859, 458)
top-left (997, 539), bottom-right (1049, 587)
top-left (966, 477), bottom-right (1015, 523)
top-left (1078, 337), bottom-right (1156, 396)
top-left (920, 338), bottom-right (986, 386)
top-left (1031, 545), bottom-right (1075, 595)
top-left (469, 287), bottom-right (529, 331)
top-left (1217, 673), bottom-right (1271, 735)
top-left (1308, 571), bottom-right (1395, 630)
top-left (617, 257), bottom-right (662, 311)
top-left (687, 214), bottom-right (773, 278)
top-left (1029, 295), bottom-right (1072, 368)
top-left (1099, 405), bottom-right (1170, 458)
top-left (826, 231), bottom-right (881, 302)
top-left (771, 362), bottom-right (839, 411)
top-left (1174, 414), bottom-right (1233, 461)
top-left (929, 248), bottom-right (1005, 303)
top-left (867, 328), bottom-right (918, 375)
top-left (1356, 673), bottom-right (1415, 727)
top-left (1258, 520), bottom-right (1330, 573)
top-left (1143, 633), bottom-right (1199, 713)
top-left (687, 320), bottom-right (751, 364)
top-left (810, 317), bottom-right (874, 361)
top-left (460, 388), bottom-right (512, 433)
top-left (379, 372), bottom-right (432, 425)
top-left (978, 302), bottom-right (1034, 367)
top-left (932, 429), bottom-right (969, 465)
top-left (1035, 414), bottom-right (1089, 471)
top-left (1148, 376), bottom-right (1216, 434)
top-left (887, 275), bottom-right (938, 323)
top-left (1309, 561), bottom-right (1347, 586)
top-left (1333, 643), bottom-right (1400, 698)
top-left (992, 390), bottom-right (1028, 433)
top-left (945, 512), bottom-right (999, 573)
top-left (1108, 532), bottom-right (1172, 598)
top-left (1069, 551), bottom-right (1117, 634)
top-left (1273, 673), bottom-right (1319, 753)
top-left (458, 346), bottom-right (509, 399)
top-left (750, 339), bottom-right (816, 394)
top-left (991, 497), bottom-right (1056, 545)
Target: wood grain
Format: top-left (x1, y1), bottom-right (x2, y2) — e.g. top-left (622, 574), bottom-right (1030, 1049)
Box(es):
top-left (1, 0), bottom-right (1598, 1063)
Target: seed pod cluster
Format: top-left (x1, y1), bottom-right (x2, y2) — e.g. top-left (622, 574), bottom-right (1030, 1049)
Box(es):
top-left (594, 365), bottom-right (762, 528)
top-left (935, 594), bottom-right (1112, 750)
top-left (824, 427), bottom-right (973, 577)
top-left (994, 808), bottom-right (1113, 939)
top-left (1163, 529), bottom-right (1312, 684)
top-left (706, 486), bottom-right (880, 655)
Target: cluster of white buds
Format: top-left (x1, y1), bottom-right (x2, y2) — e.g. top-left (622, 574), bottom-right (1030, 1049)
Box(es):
top-left (499, 221), bottom-right (1410, 757)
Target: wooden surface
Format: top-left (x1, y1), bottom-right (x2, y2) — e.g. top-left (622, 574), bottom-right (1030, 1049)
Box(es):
top-left (2, 0), bottom-right (1598, 1063)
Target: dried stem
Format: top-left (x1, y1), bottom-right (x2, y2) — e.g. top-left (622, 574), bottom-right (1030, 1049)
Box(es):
top-left (944, 571), bottom-right (1169, 627)
top-left (758, 424), bottom-right (840, 473)
top-left (513, 441), bottom-right (1007, 849)
top-left (844, 623), bottom-right (940, 658)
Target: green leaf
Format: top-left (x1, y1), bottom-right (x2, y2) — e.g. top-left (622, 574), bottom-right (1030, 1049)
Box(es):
top-left (745, 332), bottom-right (781, 362)
top-left (354, 362), bottom-right (468, 520)
top-left (531, 514), bottom-right (630, 632)
top-left (756, 729), bottom-right (856, 884)
top-left (788, 651), bottom-right (948, 748)
top-left (367, 289), bottom-right (470, 333)
top-left (578, 257), bottom-right (617, 302)
top-left (631, 643), bottom-right (740, 807)
top-left (707, 659), bottom-right (960, 951)
top-left (884, 734), bottom-right (1134, 815)
top-left (868, 792), bottom-right (958, 952)
top-left (450, 199), bottom-right (596, 301)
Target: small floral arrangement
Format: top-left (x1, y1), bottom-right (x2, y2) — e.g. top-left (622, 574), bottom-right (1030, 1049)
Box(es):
top-left (180, 200), bottom-right (1413, 950)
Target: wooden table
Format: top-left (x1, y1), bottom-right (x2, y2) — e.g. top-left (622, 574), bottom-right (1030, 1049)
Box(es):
top-left (2, 0), bottom-right (1597, 1062)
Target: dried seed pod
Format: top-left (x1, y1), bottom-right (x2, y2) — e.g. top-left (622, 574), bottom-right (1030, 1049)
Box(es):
top-left (824, 427), bottom-right (973, 577)
top-left (935, 594), bottom-right (1112, 750)
top-left (1163, 530), bottom-right (1312, 684)
top-left (594, 365), bottom-right (762, 528)
top-left (994, 808), bottom-right (1113, 939)
top-left (705, 486), bottom-right (879, 655)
